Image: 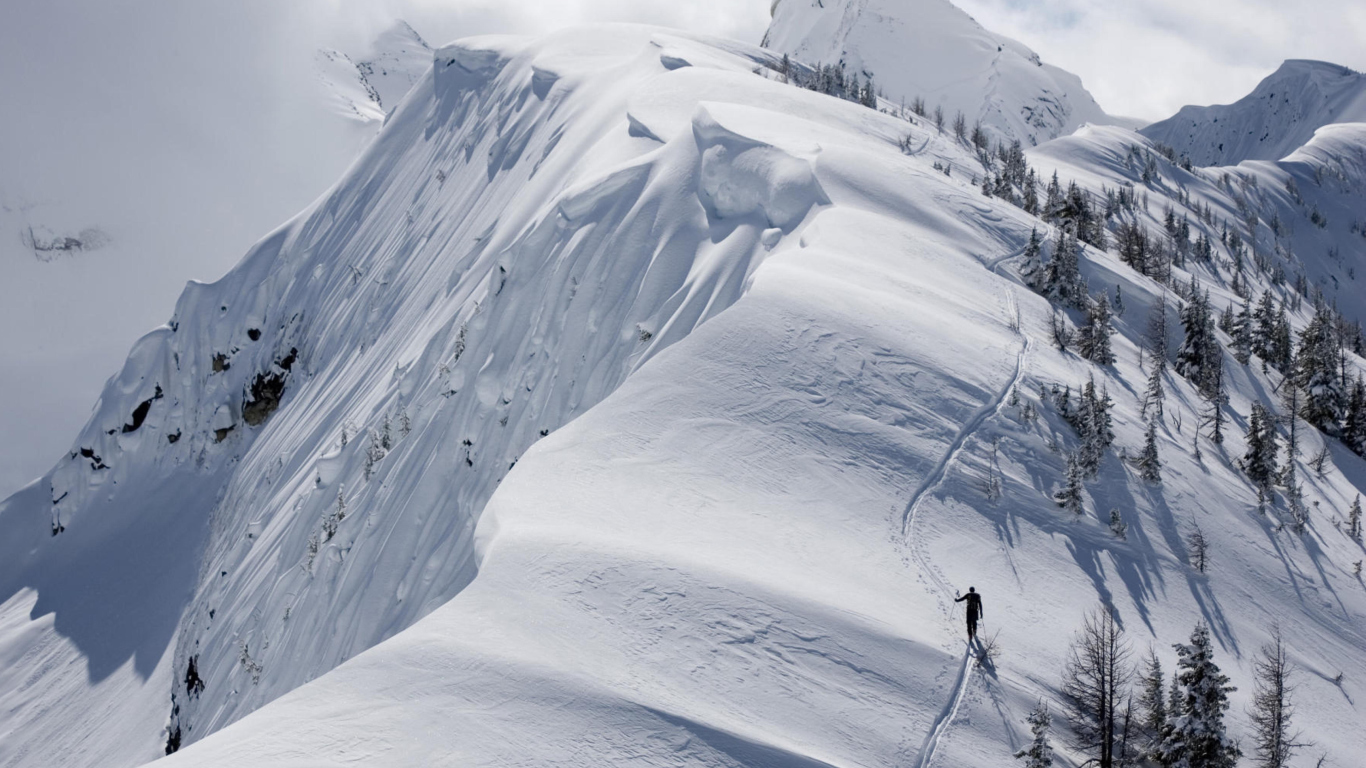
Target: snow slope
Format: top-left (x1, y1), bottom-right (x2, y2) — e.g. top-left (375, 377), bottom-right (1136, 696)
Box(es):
top-left (3, 21), bottom-right (1366, 768)
top-left (1142, 60), bottom-right (1366, 166)
top-left (763, 0), bottom-right (1127, 146)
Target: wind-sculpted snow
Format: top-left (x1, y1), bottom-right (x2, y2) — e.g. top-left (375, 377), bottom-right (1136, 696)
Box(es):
top-left (0, 26), bottom-right (833, 765)
top-left (5, 21), bottom-right (1366, 768)
top-left (1142, 60), bottom-right (1366, 166)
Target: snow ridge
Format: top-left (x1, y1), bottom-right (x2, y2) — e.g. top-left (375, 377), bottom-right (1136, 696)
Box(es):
top-left (1141, 59), bottom-right (1366, 166)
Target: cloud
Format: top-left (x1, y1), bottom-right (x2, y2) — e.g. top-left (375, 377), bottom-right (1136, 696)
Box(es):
top-left (953, 0), bottom-right (1366, 120)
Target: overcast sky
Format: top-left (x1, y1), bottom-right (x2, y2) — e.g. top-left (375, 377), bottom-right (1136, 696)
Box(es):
top-left (0, 0), bottom-right (1362, 499)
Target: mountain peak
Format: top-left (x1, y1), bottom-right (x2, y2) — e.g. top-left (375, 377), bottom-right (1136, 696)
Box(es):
top-left (1141, 57), bottom-right (1366, 166)
top-left (762, 0), bottom-right (1121, 145)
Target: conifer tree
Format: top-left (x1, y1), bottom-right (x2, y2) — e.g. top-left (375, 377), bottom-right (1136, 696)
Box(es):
top-left (1344, 375), bottom-right (1366, 455)
top-left (1280, 385), bottom-right (1301, 463)
top-left (1118, 220), bottom-right (1148, 274)
top-left (1158, 624), bottom-right (1240, 768)
top-left (1272, 303), bottom-right (1294, 373)
top-left (1294, 304), bottom-right (1344, 432)
top-left (1020, 228), bottom-right (1045, 291)
top-left (1146, 295), bottom-right (1171, 368)
top-left (1232, 297), bottom-right (1254, 365)
top-left (1244, 403), bottom-right (1279, 491)
top-left (1138, 419), bottom-right (1162, 482)
top-left (1079, 294), bottom-right (1116, 365)
top-left (1016, 701), bottom-right (1055, 768)
top-left (1176, 286), bottom-right (1221, 398)
top-left (1347, 495), bottom-right (1362, 542)
top-left (1248, 627), bottom-right (1303, 768)
top-left (1058, 453), bottom-right (1085, 514)
top-left (1205, 364), bottom-right (1226, 446)
top-left (1043, 227), bottom-right (1086, 309)
top-left (1023, 169), bottom-right (1040, 215)
top-left (1044, 172), bottom-right (1063, 218)
top-left (1142, 362), bottom-right (1166, 421)
top-left (1252, 291), bottom-right (1278, 367)
top-left (1137, 649), bottom-right (1167, 762)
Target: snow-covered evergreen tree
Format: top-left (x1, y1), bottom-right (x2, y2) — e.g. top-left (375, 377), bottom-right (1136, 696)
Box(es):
top-left (1344, 375), bottom-right (1366, 455)
top-left (1058, 453), bottom-right (1085, 514)
top-left (1138, 419), bottom-right (1162, 482)
top-left (1137, 649), bottom-right (1167, 761)
top-left (1158, 623), bottom-right (1240, 768)
top-left (1015, 700), bottom-right (1055, 768)
top-left (1294, 304), bottom-right (1344, 433)
top-left (1243, 403), bottom-right (1279, 491)
top-left (1348, 495), bottom-right (1362, 542)
top-left (1176, 286), bottom-right (1221, 399)
top-left (1020, 228), bottom-right (1045, 291)
top-left (1079, 294), bottom-right (1116, 365)
top-left (1042, 227), bottom-right (1086, 308)
top-left (1232, 297), bottom-right (1254, 365)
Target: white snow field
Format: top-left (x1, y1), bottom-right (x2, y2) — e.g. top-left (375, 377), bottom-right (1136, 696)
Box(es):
top-left (2, 14), bottom-right (1366, 768)
top-left (1142, 60), bottom-right (1366, 167)
top-left (763, 0), bottom-right (1130, 147)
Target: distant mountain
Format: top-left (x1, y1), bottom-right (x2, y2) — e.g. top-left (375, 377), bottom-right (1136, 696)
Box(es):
top-left (762, 0), bottom-right (1133, 146)
top-left (1142, 60), bottom-right (1366, 166)
top-left (316, 21), bottom-right (432, 123)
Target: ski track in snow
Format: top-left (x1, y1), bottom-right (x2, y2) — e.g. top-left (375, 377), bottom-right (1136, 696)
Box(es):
top-left (900, 276), bottom-right (1031, 768)
top-left (913, 647), bottom-right (975, 768)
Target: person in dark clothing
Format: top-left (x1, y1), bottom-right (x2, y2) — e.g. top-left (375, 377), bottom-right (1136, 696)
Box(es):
top-left (955, 587), bottom-right (983, 642)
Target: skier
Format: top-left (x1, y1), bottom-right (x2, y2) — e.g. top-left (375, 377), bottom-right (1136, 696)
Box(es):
top-left (954, 586), bottom-right (983, 642)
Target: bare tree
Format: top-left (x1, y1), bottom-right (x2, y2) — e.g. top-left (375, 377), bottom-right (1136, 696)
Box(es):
top-left (1188, 524), bottom-right (1209, 573)
top-left (1248, 627), bottom-right (1306, 768)
top-left (1062, 606), bottom-right (1133, 768)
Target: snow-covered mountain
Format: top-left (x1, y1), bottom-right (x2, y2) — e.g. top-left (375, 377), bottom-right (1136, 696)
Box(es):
top-left (317, 21), bottom-right (433, 124)
top-left (3, 16), bottom-right (1366, 768)
top-left (1142, 60), bottom-right (1366, 166)
top-left (762, 0), bottom-right (1127, 146)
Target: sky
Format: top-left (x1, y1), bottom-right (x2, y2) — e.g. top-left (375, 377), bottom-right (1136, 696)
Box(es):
top-left (0, 0), bottom-right (1362, 499)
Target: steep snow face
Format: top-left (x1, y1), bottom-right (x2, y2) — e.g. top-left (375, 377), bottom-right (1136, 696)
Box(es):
top-left (1142, 60), bottom-right (1366, 166)
top-left (763, 0), bottom-right (1121, 146)
top-left (317, 21), bottom-right (433, 123)
top-left (0, 25), bottom-right (826, 765)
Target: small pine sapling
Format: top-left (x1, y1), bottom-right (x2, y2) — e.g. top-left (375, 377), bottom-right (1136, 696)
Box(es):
top-left (1015, 700), bottom-right (1054, 768)
top-left (1347, 496), bottom-right (1362, 542)
top-left (1109, 509), bottom-right (1127, 540)
top-left (1137, 419), bottom-right (1162, 482)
